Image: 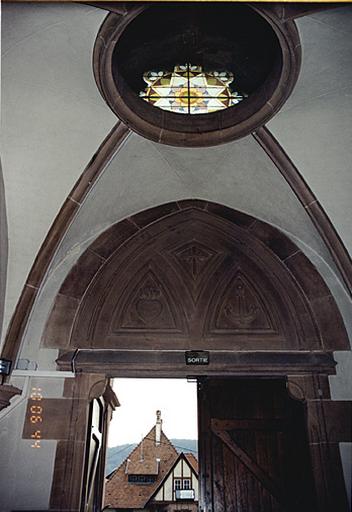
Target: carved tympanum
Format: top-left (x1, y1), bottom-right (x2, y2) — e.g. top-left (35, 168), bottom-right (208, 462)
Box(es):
top-left (62, 206), bottom-right (336, 351)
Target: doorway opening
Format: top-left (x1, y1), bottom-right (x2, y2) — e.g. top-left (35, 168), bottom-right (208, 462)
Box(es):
top-left (94, 376), bottom-right (318, 512)
top-left (103, 378), bottom-right (198, 512)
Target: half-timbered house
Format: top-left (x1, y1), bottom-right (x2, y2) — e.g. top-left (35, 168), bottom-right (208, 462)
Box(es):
top-left (105, 412), bottom-right (198, 511)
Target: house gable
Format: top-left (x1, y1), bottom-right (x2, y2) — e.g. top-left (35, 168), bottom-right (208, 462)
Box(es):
top-left (149, 452), bottom-right (199, 505)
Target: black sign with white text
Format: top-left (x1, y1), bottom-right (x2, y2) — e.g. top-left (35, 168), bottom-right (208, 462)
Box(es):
top-left (185, 351), bottom-right (209, 365)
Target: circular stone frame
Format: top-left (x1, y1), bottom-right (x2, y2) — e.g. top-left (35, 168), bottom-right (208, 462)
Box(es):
top-left (94, 4), bottom-right (301, 147)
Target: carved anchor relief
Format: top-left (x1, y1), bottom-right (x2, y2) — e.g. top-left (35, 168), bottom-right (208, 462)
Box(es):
top-left (224, 276), bottom-right (258, 327)
top-left (213, 273), bottom-right (275, 331)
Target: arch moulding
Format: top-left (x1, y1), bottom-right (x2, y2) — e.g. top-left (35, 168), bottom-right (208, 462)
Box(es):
top-left (38, 200), bottom-right (349, 377)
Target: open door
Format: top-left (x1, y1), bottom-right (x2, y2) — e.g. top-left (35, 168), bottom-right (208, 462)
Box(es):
top-left (198, 379), bottom-right (317, 512)
top-left (81, 397), bottom-right (105, 512)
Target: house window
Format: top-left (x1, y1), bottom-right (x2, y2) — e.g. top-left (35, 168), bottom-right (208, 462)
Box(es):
top-left (183, 478), bottom-right (191, 490)
top-left (174, 477), bottom-right (192, 490)
top-left (128, 474), bottom-right (157, 484)
top-left (174, 478), bottom-right (182, 490)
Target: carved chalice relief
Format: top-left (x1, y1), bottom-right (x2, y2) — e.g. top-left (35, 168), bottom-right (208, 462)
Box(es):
top-left (224, 278), bottom-right (258, 327)
top-left (136, 280), bottom-right (163, 323)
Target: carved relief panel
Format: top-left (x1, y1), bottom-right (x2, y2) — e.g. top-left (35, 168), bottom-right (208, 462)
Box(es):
top-left (70, 209), bottom-right (320, 351)
top-left (212, 273), bottom-right (275, 331)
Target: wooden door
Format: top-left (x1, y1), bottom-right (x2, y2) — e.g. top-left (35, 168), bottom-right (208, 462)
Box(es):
top-left (198, 379), bottom-right (317, 512)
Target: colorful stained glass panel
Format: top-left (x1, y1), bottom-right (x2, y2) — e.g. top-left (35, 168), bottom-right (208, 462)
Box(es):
top-left (140, 64), bottom-right (245, 115)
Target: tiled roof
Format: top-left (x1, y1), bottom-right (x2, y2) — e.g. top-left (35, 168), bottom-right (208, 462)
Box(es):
top-left (125, 457), bottom-right (159, 476)
top-left (105, 426), bottom-right (178, 509)
top-left (184, 452), bottom-right (199, 475)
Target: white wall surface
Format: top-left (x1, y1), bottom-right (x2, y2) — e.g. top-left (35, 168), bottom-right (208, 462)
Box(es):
top-left (269, 6), bottom-right (352, 253)
top-left (0, 162), bottom-right (8, 341)
top-left (1, 3), bottom-right (116, 343)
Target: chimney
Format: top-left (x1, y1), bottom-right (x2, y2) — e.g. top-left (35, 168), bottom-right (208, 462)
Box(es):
top-left (155, 410), bottom-right (162, 446)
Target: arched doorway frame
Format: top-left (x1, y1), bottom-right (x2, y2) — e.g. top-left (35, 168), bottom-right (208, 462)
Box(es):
top-left (41, 200), bottom-right (351, 512)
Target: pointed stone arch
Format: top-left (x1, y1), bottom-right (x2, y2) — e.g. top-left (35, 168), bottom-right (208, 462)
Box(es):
top-left (41, 200), bottom-right (348, 365)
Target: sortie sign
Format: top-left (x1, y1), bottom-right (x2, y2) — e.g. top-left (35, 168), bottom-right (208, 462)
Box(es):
top-left (185, 351), bottom-right (209, 365)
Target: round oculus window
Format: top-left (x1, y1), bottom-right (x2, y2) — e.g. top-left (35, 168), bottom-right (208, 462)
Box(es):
top-left (94, 3), bottom-right (301, 147)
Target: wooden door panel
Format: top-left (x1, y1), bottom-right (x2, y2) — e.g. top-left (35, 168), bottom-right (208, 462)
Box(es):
top-left (213, 429), bottom-right (284, 511)
top-left (198, 379), bottom-right (317, 512)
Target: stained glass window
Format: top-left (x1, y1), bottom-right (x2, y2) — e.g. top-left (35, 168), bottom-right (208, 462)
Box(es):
top-left (140, 64), bottom-right (245, 115)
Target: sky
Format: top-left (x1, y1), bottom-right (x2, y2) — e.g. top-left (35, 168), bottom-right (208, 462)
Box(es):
top-left (109, 378), bottom-right (198, 447)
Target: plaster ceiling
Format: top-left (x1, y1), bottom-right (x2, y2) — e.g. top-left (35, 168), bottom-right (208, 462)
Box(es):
top-left (50, 132), bottom-right (334, 267)
top-left (1, 3), bottom-right (115, 334)
top-left (1, 3), bottom-right (352, 349)
top-left (269, 7), bottom-right (352, 252)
